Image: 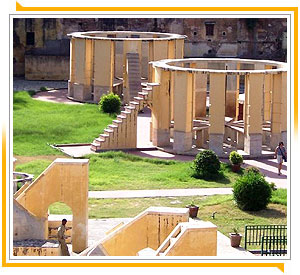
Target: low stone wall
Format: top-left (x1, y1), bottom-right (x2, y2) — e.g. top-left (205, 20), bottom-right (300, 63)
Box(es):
top-left (13, 200), bottom-right (46, 241)
top-left (25, 55), bottom-right (69, 81)
top-left (13, 239), bottom-right (61, 256)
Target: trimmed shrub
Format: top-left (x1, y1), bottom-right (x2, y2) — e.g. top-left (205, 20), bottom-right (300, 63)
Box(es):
top-left (99, 93), bottom-right (121, 114)
top-left (192, 150), bottom-right (220, 178)
top-left (229, 151), bottom-right (243, 165)
top-left (245, 166), bottom-right (261, 175)
top-left (233, 171), bottom-right (272, 211)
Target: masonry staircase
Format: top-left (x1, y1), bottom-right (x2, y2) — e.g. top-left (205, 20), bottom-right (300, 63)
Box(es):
top-left (126, 53), bottom-right (142, 101)
top-left (91, 83), bottom-right (156, 152)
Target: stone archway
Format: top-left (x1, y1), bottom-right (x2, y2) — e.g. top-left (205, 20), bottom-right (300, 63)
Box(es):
top-left (15, 159), bottom-right (89, 253)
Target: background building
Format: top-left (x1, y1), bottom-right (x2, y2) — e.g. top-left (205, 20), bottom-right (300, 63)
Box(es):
top-left (13, 18), bottom-right (287, 80)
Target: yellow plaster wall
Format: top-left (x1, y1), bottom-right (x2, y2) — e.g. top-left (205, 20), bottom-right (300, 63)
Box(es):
top-left (165, 226), bottom-right (217, 256)
top-left (100, 209), bottom-right (188, 256)
top-left (209, 73), bottom-right (226, 134)
top-left (245, 73), bottom-right (264, 135)
top-left (74, 39), bottom-right (86, 85)
top-left (152, 68), bottom-right (171, 131)
top-left (264, 68), bottom-right (272, 122)
top-left (173, 71), bottom-right (193, 132)
top-left (69, 38), bottom-right (76, 82)
top-left (281, 72), bottom-right (287, 132)
top-left (94, 40), bottom-right (114, 88)
top-left (15, 159), bottom-right (89, 253)
top-left (175, 39), bottom-right (184, 58)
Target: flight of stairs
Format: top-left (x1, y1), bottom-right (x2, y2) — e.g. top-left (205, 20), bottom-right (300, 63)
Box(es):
top-left (91, 84), bottom-right (155, 152)
top-left (126, 52), bottom-right (142, 101)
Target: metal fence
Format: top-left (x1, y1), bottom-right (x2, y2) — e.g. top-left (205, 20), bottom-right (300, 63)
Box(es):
top-left (244, 225), bottom-right (287, 252)
top-left (261, 236), bottom-right (287, 256)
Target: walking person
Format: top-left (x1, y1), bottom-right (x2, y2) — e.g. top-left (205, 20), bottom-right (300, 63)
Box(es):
top-left (274, 142), bottom-right (287, 175)
top-left (57, 218), bottom-right (70, 256)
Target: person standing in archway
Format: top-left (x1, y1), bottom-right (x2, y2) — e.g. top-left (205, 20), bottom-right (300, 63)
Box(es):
top-left (274, 142), bottom-right (287, 175)
top-left (57, 218), bottom-right (70, 256)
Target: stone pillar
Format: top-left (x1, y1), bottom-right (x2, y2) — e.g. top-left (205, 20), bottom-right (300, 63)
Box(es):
top-left (192, 62), bottom-right (207, 118)
top-left (152, 68), bottom-right (171, 147)
top-left (281, 72), bottom-right (287, 147)
top-left (93, 40), bottom-right (115, 103)
top-left (175, 39), bottom-right (184, 59)
top-left (173, 71), bottom-right (194, 153)
top-left (68, 38), bottom-right (76, 97)
top-left (244, 73), bottom-right (264, 156)
top-left (264, 66), bottom-right (273, 122)
top-left (270, 72), bottom-right (286, 149)
top-left (123, 40), bottom-right (142, 103)
top-left (209, 73), bottom-right (226, 156)
top-left (225, 63), bottom-right (239, 118)
top-left (73, 38), bottom-right (93, 101)
top-left (148, 40), bottom-right (169, 82)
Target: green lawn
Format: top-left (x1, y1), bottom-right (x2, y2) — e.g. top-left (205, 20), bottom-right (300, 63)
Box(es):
top-left (15, 151), bottom-right (243, 190)
top-left (13, 91), bottom-right (113, 156)
top-left (49, 193), bottom-right (287, 245)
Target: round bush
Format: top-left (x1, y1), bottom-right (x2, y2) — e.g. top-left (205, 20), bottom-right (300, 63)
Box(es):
top-left (193, 150), bottom-right (220, 178)
top-left (233, 171), bottom-right (272, 211)
top-left (245, 166), bottom-right (261, 175)
top-left (99, 93), bottom-right (121, 114)
top-left (229, 151), bottom-right (243, 165)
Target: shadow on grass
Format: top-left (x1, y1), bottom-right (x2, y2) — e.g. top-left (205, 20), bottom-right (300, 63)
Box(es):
top-left (246, 207), bottom-right (286, 219)
top-left (13, 91), bottom-right (29, 110)
top-left (191, 170), bottom-right (231, 185)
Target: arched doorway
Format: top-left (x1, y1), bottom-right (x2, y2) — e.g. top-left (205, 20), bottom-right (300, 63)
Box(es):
top-left (48, 202), bottom-right (73, 253)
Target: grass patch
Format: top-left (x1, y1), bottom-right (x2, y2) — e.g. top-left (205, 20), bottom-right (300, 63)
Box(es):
top-left (49, 194), bottom-right (287, 245)
top-left (13, 91), bottom-right (114, 156)
top-left (15, 151), bottom-right (242, 190)
top-left (270, 188), bottom-right (287, 206)
top-left (85, 151), bottom-right (241, 190)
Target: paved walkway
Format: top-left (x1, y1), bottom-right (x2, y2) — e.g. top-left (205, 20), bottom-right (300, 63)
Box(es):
top-left (14, 77), bottom-right (68, 91)
top-left (89, 187), bottom-right (233, 199)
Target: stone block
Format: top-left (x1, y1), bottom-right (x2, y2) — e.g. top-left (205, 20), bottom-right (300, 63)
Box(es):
top-left (173, 131), bottom-right (193, 153)
top-left (209, 133), bottom-right (224, 156)
top-left (68, 80), bottom-right (74, 97)
top-left (152, 128), bottom-right (170, 147)
top-left (93, 86), bottom-right (110, 103)
top-left (244, 133), bottom-right (262, 156)
top-left (73, 83), bottom-right (92, 101)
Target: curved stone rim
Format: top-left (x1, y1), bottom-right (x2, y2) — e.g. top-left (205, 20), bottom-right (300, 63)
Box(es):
top-left (67, 31), bottom-right (187, 41)
top-left (151, 58), bottom-right (287, 75)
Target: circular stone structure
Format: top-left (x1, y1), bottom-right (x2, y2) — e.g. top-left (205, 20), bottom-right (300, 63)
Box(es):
top-left (67, 31), bottom-right (186, 104)
top-left (150, 58), bottom-right (287, 156)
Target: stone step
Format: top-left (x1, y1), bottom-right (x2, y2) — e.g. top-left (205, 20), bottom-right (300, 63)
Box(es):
top-left (121, 111), bottom-right (131, 117)
top-left (117, 115), bottom-right (126, 121)
top-left (133, 96), bottom-right (144, 101)
top-left (108, 124), bottom-right (118, 129)
top-left (100, 134), bottom-right (109, 139)
top-left (130, 101), bottom-right (140, 106)
top-left (138, 91), bottom-right (148, 96)
top-left (91, 142), bottom-right (101, 152)
top-left (112, 120), bottom-right (123, 126)
top-left (104, 128), bottom-right (114, 133)
top-left (94, 137), bottom-right (104, 144)
top-left (125, 106), bottom-right (136, 111)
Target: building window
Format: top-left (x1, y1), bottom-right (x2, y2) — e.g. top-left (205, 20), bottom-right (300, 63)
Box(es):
top-left (205, 22), bottom-right (215, 36)
top-left (26, 32), bottom-right (35, 46)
